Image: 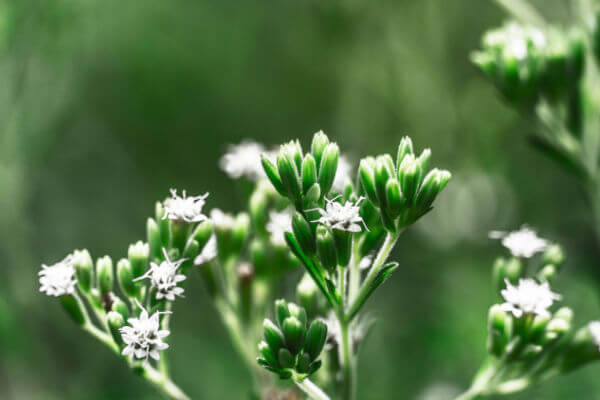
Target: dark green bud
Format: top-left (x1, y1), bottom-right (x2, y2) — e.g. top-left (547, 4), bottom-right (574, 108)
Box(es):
top-left (277, 152), bottom-right (302, 200)
top-left (59, 295), bottom-right (87, 326)
top-left (283, 316), bottom-right (305, 354)
top-left (292, 213), bottom-right (316, 256)
top-left (261, 155), bottom-right (287, 196)
top-left (304, 319), bottom-right (328, 361)
top-left (117, 259), bottom-right (137, 298)
top-left (146, 218), bottom-right (162, 260)
top-left (359, 158), bottom-right (378, 205)
top-left (263, 319), bottom-right (286, 354)
top-left (259, 341), bottom-right (279, 368)
top-left (302, 154), bottom-right (318, 194)
top-left (72, 249), bottom-right (93, 294)
top-left (155, 202), bottom-right (171, 247)
top-left (311, 130), bottom-right (330, 169)
top-left (96, 256), bottom-right (114, 294)
top-left (318, 143), bottom-right (339, 196)
top-left (296, 352), bottom-right (311, 373)
top-left (374, 155), bottom-right (394, 208)
top-left (385, 179), bottom-right (404, 218)
top-left (333, 229), bottom-right (352, 267)
top-left (276, 299), bottom-right (290, 328)
top-left (316, 226), bottom-right (338, 271)
top-left (287, 302), bottom-right (307, 329)
top-left (278, 348), bottom-right (295, 368)
top-left (232, 213), bottom-right (250, 255)
top-left (111, 296), bottom-right (129, 321)
top-left (107, 311), bottom-right (125, 347)
top-left (415, 168), bottom-right (451, 209)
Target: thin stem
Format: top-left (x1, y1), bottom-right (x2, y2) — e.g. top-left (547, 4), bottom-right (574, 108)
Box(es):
top-left (139, 363), bottom-right (191, 400)
top-left (83, 322), bottom-right (120, 354)
top-left (159, 302), bottom-right (173, 377)
top-left (348, 238), bottom-right (361, 304)
top-left (294, 377), bottom-right (331, 400)
top-left (347, 231), bottom-right (401, 321)
top-left (337, 316), bottom-right (356, 400)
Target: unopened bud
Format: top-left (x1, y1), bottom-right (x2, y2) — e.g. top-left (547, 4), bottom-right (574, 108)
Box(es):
top-left (117, 259), bottom-right (137, 298)
top-left (316, 226), bottom-right (338, 272)
top-left (72, 249), bottom-right (93, 294)
top-left (128, 241), bottom-right (149, 279)
top-left (318, 143), bottom-right (339, 196)
top-left (96, 256), bottom-right (114, 294)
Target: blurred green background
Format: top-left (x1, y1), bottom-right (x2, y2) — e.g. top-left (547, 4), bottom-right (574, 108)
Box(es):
top-left (1, 0), bottom-right (600, 399)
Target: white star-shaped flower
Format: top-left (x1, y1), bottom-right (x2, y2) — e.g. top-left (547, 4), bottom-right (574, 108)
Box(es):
top-left (589, 321), bottom-right (600, 351)
top-left (331, 155), bottom-right (353, 193)
top-left (265, 209), bottom-right (292, 246)
top-left (194, 235), bottom-right (217, 265)
top-left (311, 196), bottom-right (367, 233)
top-left (134, 248), bottom-right (186, 301)
top-left (120, 301), bottom-right (170, 361)
top-left (163, 189), bottom-right (209, 223)
top-left (500, 278), bottom-right (561, 318)
top-left (489, 226), bottom-right (549, 258)
top-left (39, 255), bottom-right (77, 297)
top-left (219, 141), bottom-right (268, 181)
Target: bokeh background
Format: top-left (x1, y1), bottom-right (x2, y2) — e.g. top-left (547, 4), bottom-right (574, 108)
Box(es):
top-left (1, 0), bottom-right (600, 399)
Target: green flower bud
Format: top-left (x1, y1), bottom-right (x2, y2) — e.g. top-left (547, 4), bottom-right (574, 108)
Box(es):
top-left (399, 155), bottom-right (420, 204)
top-left (304, 319), bottom-right (327, 361)
top-left (117, 259), bottom-right (137, 298)
top-left (96, 256), bottom-right (114, 294)
top-left (554, 307), bottom-right (574, 323)
top-left (304, 183), bottom-right (321, 204)
top-left (374, 155), bottom-right (394, 209)
top-left (538, 264), bottom-right (557, 283)
top-left (276, 299), bottom-right (291, 328)
top-left (277, 152), bottom-right (302, 201)
top-left (146, 219), bottom-right (161, 261)
top-left (359, 158), bottom-right (378, 205)
top-left (311, 130), bottom-right (330, 169)
top-left (237, 262), bottom-right (254, 324)
top-left (283, 140), bottom-right (304, 171)
top-left (250, 240), bottom-right (268, 275)
top-left (287, 302), bottom-right (307, 329)
top-left (530, 314), bottom-right (551, 344)
top-left (318, 143), bottom-right (339, 196)
top-left (59, 294), bottom-right (87, 326)
top-left (259, 341), bottom-right (279, 368)
top-left (492, 257), bottom-right (507, 291)
top-left (193, 222), bottom-right (214, 251)
top-left (543, 244), bottom-right (565, 266)
top-left (232, 213), bottom-right (250, 255)
top-left (333, 230), bottom-right (352, 267)
top-left (72, 249), bottom-right (93, 294)
top-left (487, 304), bottom-right (512, 356)
top-left (316, 226), bottom-right (338, 272)
top-left (415, 168), bottom-right (451, 209)
top-left (128, 241), bottom-right (149, 280)
top-left (107, 310), bottom-right (125, 347)
top-left (416, 148), bottom-right (431, 183)
top-left (283, 316), bottom-right (305, 354)
top-left (111, 296), bottom-right (129, 321)
top-left (504, 257), bottom-right (523, 284)
top-left (396, 136), bottom-right (414, 168)
top-left (292, 212), bottom-right (316, 256)
top-left (558, 324), bottom-right (600, 372)
top-left (261, 155), bottom-right (287, 196)
top-left (278, 348), bottom-right (295, 368)
top-left (296, 352), bottom-right (311, 373)
top-left (385, 179), bottom-right (404, 218)
top-left (263, 319), bottom-right (286, 354)
top-left (302, 154), bottom-right (318, 194)
top-left (155, 202), bottom-right (171, 247)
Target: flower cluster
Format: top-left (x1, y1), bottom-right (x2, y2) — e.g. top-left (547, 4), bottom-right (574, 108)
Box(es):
top-left (120, 303), bottom-right (170, 361)
top-left (163, 189), bottom-right (209, 223)
top-left (39, 255), bottom-right (77, 297)
top-left (312, 196), bottom-right (367, 233)
top-left (500, 278), bottom-right (561, 318)
top-left (490, 226), bottom-right (549, 258)
top-left (134, 249), bottom-right (187, 301)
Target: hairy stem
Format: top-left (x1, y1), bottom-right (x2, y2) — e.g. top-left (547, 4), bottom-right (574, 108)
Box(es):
top-left (294, 377), bottom-right (331, 400)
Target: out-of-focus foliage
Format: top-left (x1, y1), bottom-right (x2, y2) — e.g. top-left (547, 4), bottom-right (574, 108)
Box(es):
top-left (1, 0), bottom-right (599, 399)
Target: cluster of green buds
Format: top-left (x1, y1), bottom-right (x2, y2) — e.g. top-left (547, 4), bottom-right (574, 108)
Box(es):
top-left (460, 230), bottom-right (600, 399)
top-left (472, 22), bottom-right (585, 108)
top-left (358, 136), bottom-right (451, 232)
top-left (258, 300), bottom-right (328, 380)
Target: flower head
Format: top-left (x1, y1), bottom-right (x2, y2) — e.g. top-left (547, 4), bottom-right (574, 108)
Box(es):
top-left (331, 155), bottom-right (353, 193)
top-left (39, 255), bottom-right (77, 297)
top-left (134, 248), bottom-right (186, 301)
top-left (312, 196), bottom-right (367, 232)
top-left (490, 226), bottom-right (549, 258)
top-left (194, 235), bottom-right (217, 265)
top-left (589, 321), bottom-right (600, 351)
top-left (500, 278), bottom-right (561, 318)
top-left (163, 189), bottom-right (209, 223)
top-left (265, 209), bottom-right (292, 246)
top-left (219, 141), bottom-right (268, 181)
top-left (210, 208), bottom-right (235, 229)
top-left (120, 301), bottom-right (170, 360)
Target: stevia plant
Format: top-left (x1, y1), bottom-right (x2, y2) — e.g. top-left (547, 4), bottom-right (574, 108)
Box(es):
top-left (471, 0), bottom-right (600, 238)
top-left (39, 130), bottom-right (451, 400)
top-left (456, 227), bottom-right (600, 400)
top-left (258, 131), bottom-right (451, 399)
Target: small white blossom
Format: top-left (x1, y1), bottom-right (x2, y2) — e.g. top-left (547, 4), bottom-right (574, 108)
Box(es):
top-left (163, 189), bottom-right (209, 223)
top-left (219, 141), bottom-right (267, 181)
top-left (359, 255), bottom-right (373, 270)
top-left (39, 255), bottom-right (77, 297)
top-left (500, 278), bottom-right (561, 318)
top-left (332, 155), bottom-right (353, 193)
top-left (210, 208), bottom-right (235, 229)
top-left (489, 226), bottom-right (549, 258)
top-left (311, 196), bottom-right (367, 232)
top-left (120, 301), bottom-right (170, 361)
top-left (266, 209), bottom-right (292, 246)
top-left (134, 249), bottom-right (186, 301)
top-left (589, 321), bottom-right (600, 351)
top-left (194, 235), bottom-right (217, 265)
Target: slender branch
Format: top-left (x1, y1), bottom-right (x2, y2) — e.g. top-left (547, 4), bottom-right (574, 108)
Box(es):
top-left (294, 377), bottom-right (331, 400)
top-left (139, 363), bottom-right (191, 400)
top-left (347, 231), bottom-right (401, 321)
top-left (337, 315), bottom-right (356, 400)
top-left (159, 302), bottom-right (173, 377)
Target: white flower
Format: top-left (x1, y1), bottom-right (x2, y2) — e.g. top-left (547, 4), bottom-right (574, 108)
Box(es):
top-left (120, 301), bottom-right (170, 361)
top-left (134, 249), bottom-right (186, 301)
top-left (332, 155), bottom-right (353, 193)
top-left (163, 189), bottom-right (209, 223)
top-left (194, 235), bottom-right (217, 265)
top-left (210, 208), bottom-right (235, 229)
top-left (265, 209), bottom-right (292, 246)
top-left (359, 255), bottom-right (373, 270)
top-left (489, 226), bottom-right (549, 258)
top-left (500, 278), bottom-right (561, 318)
top-left (219, 141), bottom-right (267, 181)
top-left (311, 196), bottom-right (367, 232)
top-left (589, 321), bottom-right (600, 351)
top-left (39, 255), bottom-right (77, 297)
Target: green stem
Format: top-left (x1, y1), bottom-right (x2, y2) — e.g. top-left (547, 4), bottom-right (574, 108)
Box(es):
top-left (159, 302), bottom-right (173, 377)
top-left (139, 364), bottom-right (191, 400)
top-left (83, 322), bottom-right (120, 354)
top-left (294, 377), bottom-right (331, 400)
top-left (337, 315), bottom-right (356, 400)
top-left (346, 231), bottom-right (401, 321)
top-left (348, 239), bottom-right (361, 304)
